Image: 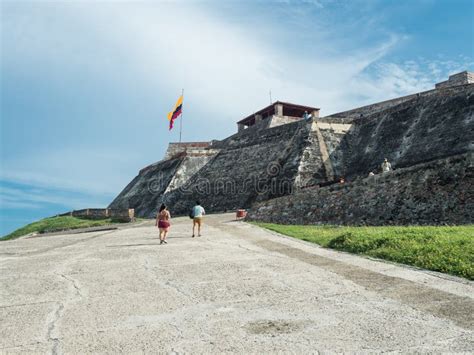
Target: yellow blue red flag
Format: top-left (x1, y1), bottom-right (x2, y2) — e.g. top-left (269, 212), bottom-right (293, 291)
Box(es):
top-left (167, 95), bottom-right (183, 130)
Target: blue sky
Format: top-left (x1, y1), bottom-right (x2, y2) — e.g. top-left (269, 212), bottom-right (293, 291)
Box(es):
top-left (1, 0), bottom-right (473, 236)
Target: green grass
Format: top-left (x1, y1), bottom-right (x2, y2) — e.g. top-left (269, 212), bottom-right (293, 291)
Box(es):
top-left (2, 216), bottom-right (129, 241)
top-left (254, 223), bottom-right (474, 280)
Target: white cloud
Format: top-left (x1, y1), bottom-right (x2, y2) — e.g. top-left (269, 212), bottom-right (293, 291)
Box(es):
top-left (74, 2), bottom-right (406, 117)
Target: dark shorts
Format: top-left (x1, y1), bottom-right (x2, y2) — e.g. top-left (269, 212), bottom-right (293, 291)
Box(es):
top-left (158, 220), bottom-right (170, 229)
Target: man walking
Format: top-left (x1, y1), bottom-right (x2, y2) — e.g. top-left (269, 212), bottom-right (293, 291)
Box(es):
top-left (192, 201), bottom-right (205, 238)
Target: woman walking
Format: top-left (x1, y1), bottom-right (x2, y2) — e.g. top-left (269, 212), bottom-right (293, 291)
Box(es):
top-left (156, 204), bottom-right (171, 244)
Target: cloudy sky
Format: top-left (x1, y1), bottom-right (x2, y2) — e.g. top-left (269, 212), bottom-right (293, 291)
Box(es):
top-left (1, 0), bottom-right (473, 235)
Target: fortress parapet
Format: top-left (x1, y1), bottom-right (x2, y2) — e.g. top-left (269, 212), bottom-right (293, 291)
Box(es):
top-left (164, 141), bottom-right (218, 160)
top-left (138, 142), bottom-right (219, 176)
top-left (237, 101), bottom-right (320, 133)
top-left (324, 71), bottom-right (474, 122)
top-left (435, 71), bottom-right (474, 89)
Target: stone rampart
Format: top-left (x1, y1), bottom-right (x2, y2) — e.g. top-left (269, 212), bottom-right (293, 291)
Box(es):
top-left (160, 120), bottom-right (313, 216)
top-left (325, 80), bottom-right (472, 122)
top-left (336, 84), bottom-right (474, 179)
top-left (110, 118), bottom-right (342, 217)
top-left (247, 153), bottom-right (473, 225)
top-left (324, 92), bottom-right (427, 121)
top-left (165, 155), bottom-right (217, 192)
top-left (60, 208), bottom-right (135, 222)
top-left (109, 152), bottom-right (218, 216)
top-left (435, 71), bottom-right (474, 89)
top-left (109, 157), bottom-right (184, 214)
top-left (164, 142), bottom-right (213, 160)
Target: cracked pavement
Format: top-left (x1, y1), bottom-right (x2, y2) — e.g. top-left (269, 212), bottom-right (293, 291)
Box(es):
top-left (1, 214), bottom-right (473, 353)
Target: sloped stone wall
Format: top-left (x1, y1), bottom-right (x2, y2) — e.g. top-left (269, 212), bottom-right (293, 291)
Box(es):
top-left (109, 154), bottom-right (216, 217)
top-left (160, 121), bottom-right (314, 216)
top-left (247, 153), bottom-right (473, 225)
top-left (320, 129), bottom-right (347, 179)
top-left (325, 82), bottom-right (471, 122)
top-left (336, 84), bottom-right (474, 179)
top-left (324, 92), bottom-right (426, 121)
top-left (111, 118), bottom-right (340, 218)
top-left (294, 126), bottom-right (326, 187)
top-left (109, 157), bottom-right (184, 215)
top-left (165, 155), bottom-right (217, 193)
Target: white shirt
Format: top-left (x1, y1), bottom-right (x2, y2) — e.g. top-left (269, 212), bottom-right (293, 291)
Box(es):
top-left (193, 205), bottom-right (205, 218)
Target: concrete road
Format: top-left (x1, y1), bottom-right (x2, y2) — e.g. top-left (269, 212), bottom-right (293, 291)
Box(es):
top-left (1, 214), bottom-right (473, 353)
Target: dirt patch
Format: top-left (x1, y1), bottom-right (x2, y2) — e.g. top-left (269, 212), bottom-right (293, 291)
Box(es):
top-left (247, 320), bottom-right (304, 335)
top-left (106, 243), bottom-right (159, 248)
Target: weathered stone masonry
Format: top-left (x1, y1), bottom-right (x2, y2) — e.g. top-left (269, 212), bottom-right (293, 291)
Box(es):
top-left (335, 83), bottom-right (474, 179)
top-left (247, 153), bottom-right (473, 225)
top-left (110, 102), bottom-right (335, 217)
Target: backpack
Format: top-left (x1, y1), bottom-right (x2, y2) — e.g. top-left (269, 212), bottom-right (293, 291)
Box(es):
top-left (189, 208), bottom-right (194, 219)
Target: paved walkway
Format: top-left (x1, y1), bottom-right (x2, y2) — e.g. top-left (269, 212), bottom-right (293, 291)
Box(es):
top-left (1, 214), bottom-right (473, 353)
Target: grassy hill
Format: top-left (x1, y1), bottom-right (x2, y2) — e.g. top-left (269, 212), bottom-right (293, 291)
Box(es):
top-left (2, 216), bottom-right (130, 241)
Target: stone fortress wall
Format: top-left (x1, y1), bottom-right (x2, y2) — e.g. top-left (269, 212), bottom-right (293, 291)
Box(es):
top-left (324, 71), bottom-right (474, 122)
top-left (164, 142), bottom-right (220, 160)
top-left (59, 208), bottom-right (135, 222)
top-left (109, 71), bottom-right (474, 224)
top-left (334, 83), bottom-right (474, 179)
top-left (163, 120), bottom-right (314, 215)
top-left (435, 71), bottom-right (474, 89)
top-left (248, 153), bottom-right (473, 225)
top-left (111, 158), bottom-right (184, 215)
top-left (324, 93), bottom-right (425, 122)
top-left (110, 149), bottom-right (219, 216)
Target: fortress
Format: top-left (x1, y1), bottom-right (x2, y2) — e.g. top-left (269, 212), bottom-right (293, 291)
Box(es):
top-left (109, 71), bottom-right (474, 225)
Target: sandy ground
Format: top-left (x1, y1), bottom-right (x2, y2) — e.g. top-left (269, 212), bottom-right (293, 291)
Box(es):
top-left (1, 213), bottom-right (473, 353)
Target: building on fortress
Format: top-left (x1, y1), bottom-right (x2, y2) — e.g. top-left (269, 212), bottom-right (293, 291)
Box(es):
top-left (237, 101), bottom-right (320, 132)
top-left (109, 71), bottom-right (474, 225)
top-left (435, 71), bottom-right (474, 89)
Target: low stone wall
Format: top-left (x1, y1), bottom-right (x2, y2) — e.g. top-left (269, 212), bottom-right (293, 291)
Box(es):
top-left (60, 208), bottom-right (135, 222)
top-left (164, 142), bottom-right (212, 160)
top-left (324, 91), bottom-right (428, 121)
top-left (247, 153), bottom-right (473, 225)
top-left (435, 71), bottom-right (474, 89)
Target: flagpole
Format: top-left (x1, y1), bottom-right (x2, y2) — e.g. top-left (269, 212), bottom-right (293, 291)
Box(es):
top-left (179, 88), bottom-right (184, 143)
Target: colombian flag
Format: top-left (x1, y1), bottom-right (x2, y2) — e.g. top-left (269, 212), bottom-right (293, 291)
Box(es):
top-left (167, 95), bottom-right (183, 130)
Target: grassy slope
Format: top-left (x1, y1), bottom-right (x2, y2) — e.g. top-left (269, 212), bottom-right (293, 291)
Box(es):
top-left (254, 223), bottom-right (474, 280)
top-left (2, 216), bottom-right (126, 241)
